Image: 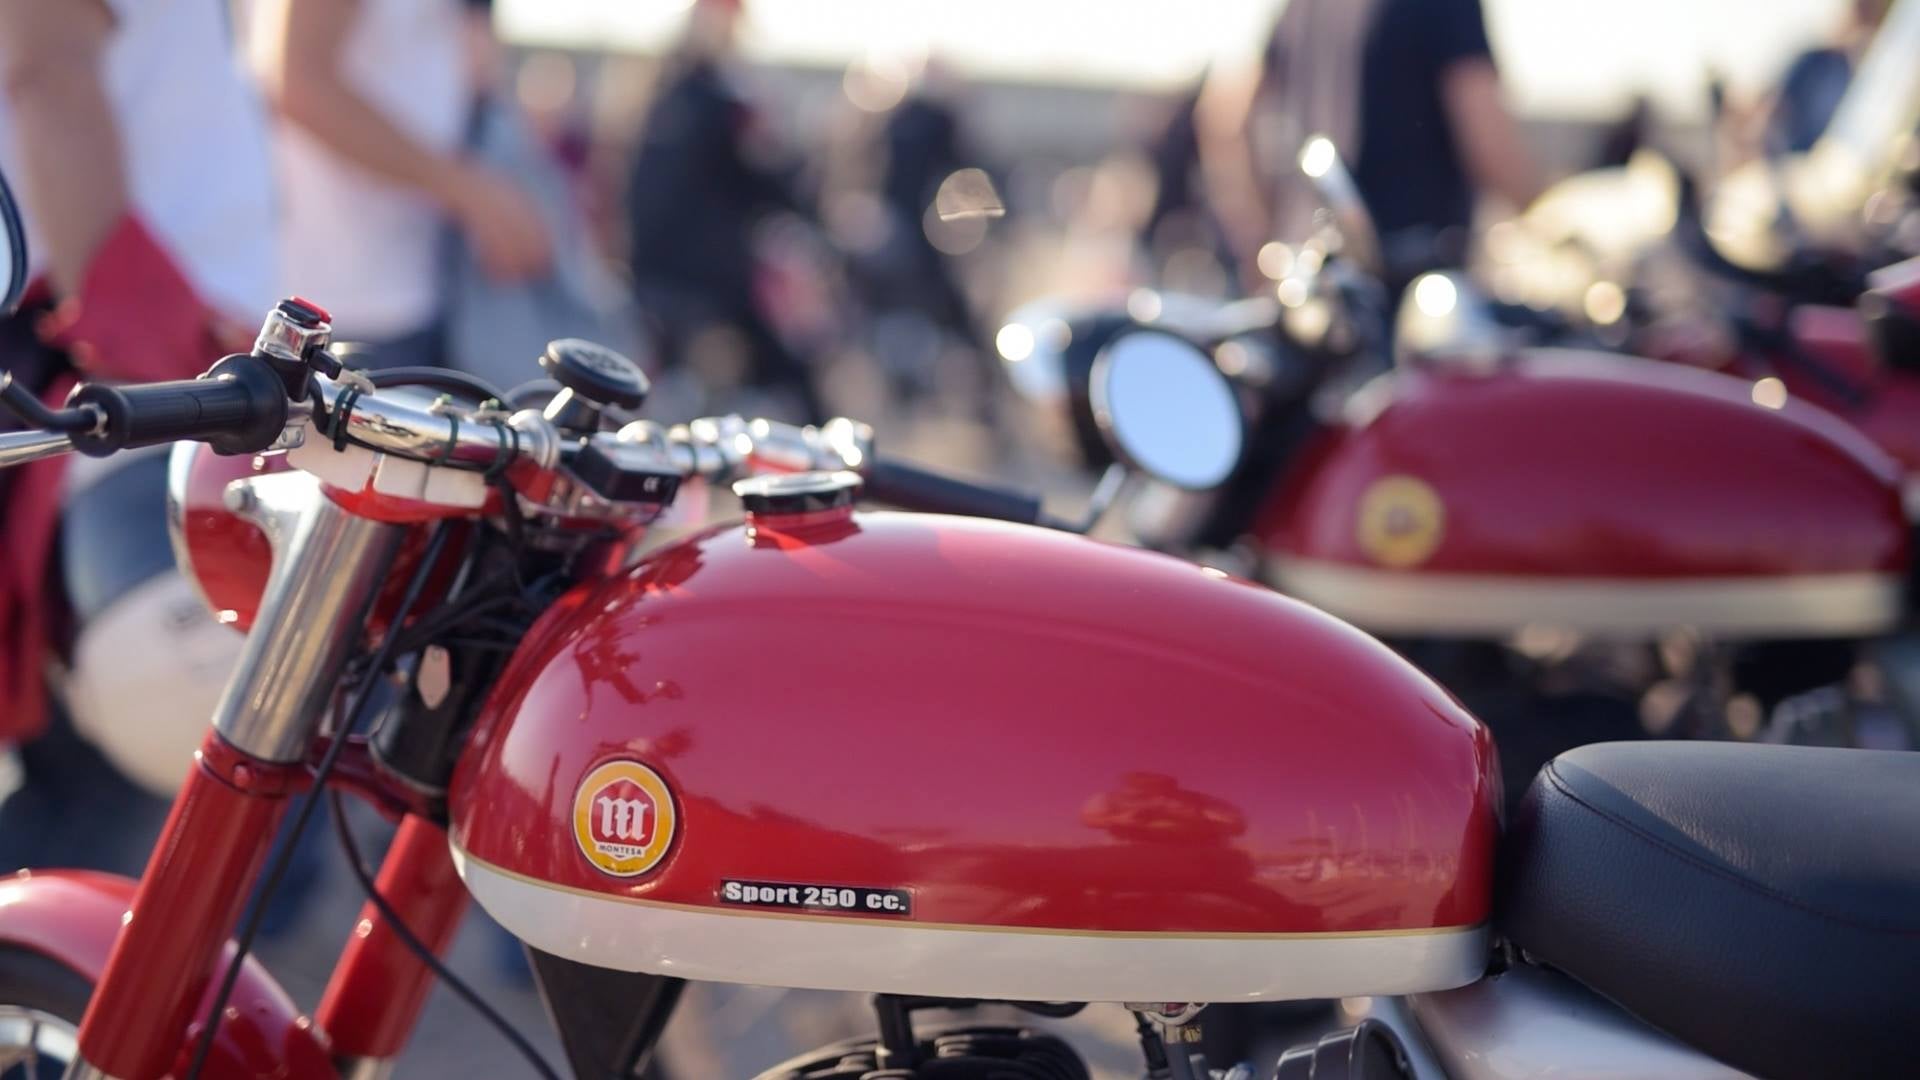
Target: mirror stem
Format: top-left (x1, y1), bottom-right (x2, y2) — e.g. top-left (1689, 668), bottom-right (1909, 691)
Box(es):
top-left (0, 370), bottom-right (102, 433)
top-left (1071, 462), bottom-right (1134, 534)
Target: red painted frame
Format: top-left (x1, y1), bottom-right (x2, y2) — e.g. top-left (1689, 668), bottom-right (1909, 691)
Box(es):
top-left (316, 814), bottom-right (471, 1061)
top-left (77, 732), bottom-right (302, 1078)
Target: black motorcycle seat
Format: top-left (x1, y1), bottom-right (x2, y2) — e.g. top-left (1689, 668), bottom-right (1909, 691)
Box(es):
top-left (1498, 741), bottom-right (1920, 1080)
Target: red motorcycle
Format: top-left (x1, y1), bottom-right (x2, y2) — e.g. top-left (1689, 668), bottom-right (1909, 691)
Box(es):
top-left (1474, 0), bottom-right (1920, 493)
top-left (1001, 134), bottom-right (1920, 778)
top-left (1, 170), bottom-right (1916, 1080)
top-left (1472, 156), bottom-right (1920, 491)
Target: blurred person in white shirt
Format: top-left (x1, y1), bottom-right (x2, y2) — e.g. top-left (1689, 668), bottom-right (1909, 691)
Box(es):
top-left (0, 0), bottom-right (279, 867)
top-left (250, 0), bottom-right (551, 362)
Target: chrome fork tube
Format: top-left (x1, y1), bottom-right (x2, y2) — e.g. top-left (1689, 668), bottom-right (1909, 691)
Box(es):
top-left (213, 472), bottom-right (406, 761)
top-left (61, 474), bottom-right (405, 1080)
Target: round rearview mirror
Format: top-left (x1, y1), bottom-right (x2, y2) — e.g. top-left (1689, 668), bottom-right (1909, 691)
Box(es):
top-left (0, 168), bottom-right (26, 317)
top-left (1090, 330), bottom-right (1244, 490)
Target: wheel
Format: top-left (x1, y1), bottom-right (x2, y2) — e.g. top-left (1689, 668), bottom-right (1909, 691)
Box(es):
top-left (0, 945), bottom-right (92, 1079)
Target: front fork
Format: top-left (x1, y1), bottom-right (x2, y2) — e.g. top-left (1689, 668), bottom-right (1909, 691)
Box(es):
top-left (69, 477), bottom-right (406, 1080)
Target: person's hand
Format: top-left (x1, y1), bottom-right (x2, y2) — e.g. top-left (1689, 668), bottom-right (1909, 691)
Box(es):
top-left (446, 164), bottom-right (553, 282)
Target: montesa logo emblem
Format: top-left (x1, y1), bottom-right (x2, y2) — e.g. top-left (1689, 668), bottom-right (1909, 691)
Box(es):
top-left (573, 760), bottom-right (677, 877)
top-left (1356, 475), bottom-right (1445, 568)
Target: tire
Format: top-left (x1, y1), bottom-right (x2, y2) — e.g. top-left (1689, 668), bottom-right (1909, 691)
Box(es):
top-left (0, 944), bottom-right (93, 1079)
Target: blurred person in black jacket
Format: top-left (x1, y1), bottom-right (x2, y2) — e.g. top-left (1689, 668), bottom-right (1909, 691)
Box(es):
top-left (1201, 0), bottom-right (1540, 292)
top-left (868, 64), bottom-right (1016, 421)
top-left (1763, 0), bottom-right (1890, 157)
top-left (625, 0), bottom-right (826, 422)
top-left (876, 66), bottom-right (996, 343)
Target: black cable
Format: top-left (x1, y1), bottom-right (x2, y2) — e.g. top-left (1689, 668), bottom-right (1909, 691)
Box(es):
top-left (184, 521), bottom-right (455, 1080)
top-left (434, 637), bottom-right (521, 652)
top-left (366, 366), bottom-right (513, 405)
top-left (386, 596), bottom-right (529, 656)
top-left (395, 585), bottom-right (525, 630)
top-left (327, 789), bottom-right (562, 1080)
top-left (330, 385), bottom-right (362, 450)
top-left (503, 377), bottom-right (562, 409)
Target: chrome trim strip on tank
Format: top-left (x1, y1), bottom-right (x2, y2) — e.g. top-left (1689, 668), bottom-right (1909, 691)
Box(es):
top-left (1266, 557), bottom-right (1903, 638)
top-left (452, 847), bottom-right (1489, 1003)
top-left (1406, 965), bottom-right (1755, 1079)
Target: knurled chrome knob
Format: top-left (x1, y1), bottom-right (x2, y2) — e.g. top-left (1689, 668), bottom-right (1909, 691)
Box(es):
top-left (540, 339), bottom-right (649, 411)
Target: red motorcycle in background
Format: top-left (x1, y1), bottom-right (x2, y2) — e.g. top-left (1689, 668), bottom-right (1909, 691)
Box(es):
top-left (0, 160), bottom-right (1916, 1080)
top-left (1471, 0), bottom-right (1920, 491)
top-left (999, 144), bottom-right (1920, 801)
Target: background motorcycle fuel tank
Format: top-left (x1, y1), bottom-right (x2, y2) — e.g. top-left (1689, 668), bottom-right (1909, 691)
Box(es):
top-left (1260, 349), bottom-right (1910, 638)
top-left (448, 503), bottom-right (1499, 1004)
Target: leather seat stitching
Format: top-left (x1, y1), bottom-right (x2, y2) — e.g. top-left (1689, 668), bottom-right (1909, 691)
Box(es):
top-left (1542, 762), bottom-right (1920, 937)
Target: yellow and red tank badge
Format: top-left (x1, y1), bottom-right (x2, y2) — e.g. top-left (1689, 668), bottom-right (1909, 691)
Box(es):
top-left (1356, 475), bottom-right (1446, 568)
top-left (573, 759), bottom-right (678, 878)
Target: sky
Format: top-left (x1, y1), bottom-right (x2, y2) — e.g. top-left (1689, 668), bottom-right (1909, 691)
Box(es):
top-left (496, 0), bottom-right (1850, 120)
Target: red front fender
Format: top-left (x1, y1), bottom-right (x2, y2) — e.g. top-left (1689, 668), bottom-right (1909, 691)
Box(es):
top-left (0, 869), bottom-right (335, 1079)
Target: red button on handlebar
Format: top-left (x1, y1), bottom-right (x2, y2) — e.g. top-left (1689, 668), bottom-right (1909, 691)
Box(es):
top-left (284, 295), bottom-right (332, 326)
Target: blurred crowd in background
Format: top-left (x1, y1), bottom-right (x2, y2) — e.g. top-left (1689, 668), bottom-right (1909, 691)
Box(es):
top-left (0, 0), bottom-right (1904, 1074)
top-left (224, 0), bottom-right (1906, 441)
top-left (329, 0), bottom-right (1890, 437)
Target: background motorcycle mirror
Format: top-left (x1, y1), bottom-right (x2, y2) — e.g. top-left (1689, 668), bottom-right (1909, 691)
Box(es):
top-left (1299, 135), bottom-right (1384, 277)
top-left (1089, 330), bottom-right (1244, 491)
top-left (0, 167), bottom-right (27, 317)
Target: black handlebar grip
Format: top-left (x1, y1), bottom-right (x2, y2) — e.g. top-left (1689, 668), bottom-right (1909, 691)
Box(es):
top-left (864, 458), bottom-right (1045, 525)
top-left (65, 354), bottom-right (292, 457)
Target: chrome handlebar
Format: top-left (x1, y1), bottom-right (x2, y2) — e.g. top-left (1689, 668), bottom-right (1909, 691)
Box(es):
top-left (311, 368), bottom-right (867, 483)
top-left (0, 428), bottom-right (73, 468)
top-left (308, 373), bottom-right (559, 473)
top-left (1, 366), bottom-right (866, 497)
top-left (0, 299), bottom-right (1045, 528)
top-left (633, 415), bottom-right (872, 482)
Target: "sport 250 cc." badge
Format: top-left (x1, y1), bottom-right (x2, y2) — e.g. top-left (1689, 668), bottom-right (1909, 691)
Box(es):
top-left (573, 759), bottom-right (678, 877)
top-left (720, 878), bottom-right (914, 917)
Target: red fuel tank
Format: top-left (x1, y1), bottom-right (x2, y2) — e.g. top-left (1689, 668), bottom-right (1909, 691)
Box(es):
top-left (1259, 350), bottom-right (1909, 638)
top-left (449, 507), bottom-right (1497, 1004)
